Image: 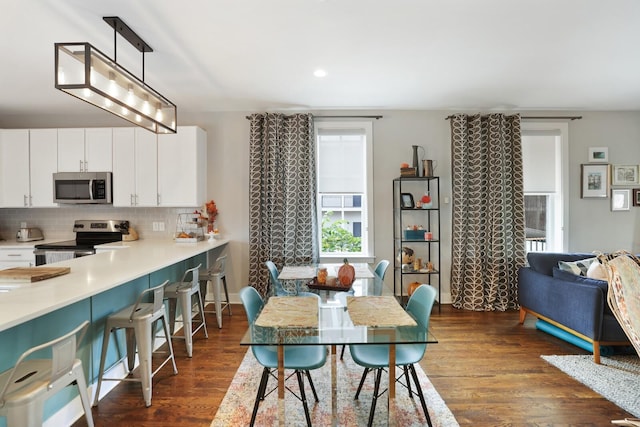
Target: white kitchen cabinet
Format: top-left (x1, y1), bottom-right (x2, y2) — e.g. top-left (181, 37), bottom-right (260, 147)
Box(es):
top-left (0, 129), bottom-right (58, 208)
top-left (0, 248), bottom-right (36, 269)
top-left (29, 129), bottom-right (58, 207)
top-left (0, 129), bottom-right (30, 207)
top-left (157, 126), bottom-right (207, 207)
top-left (58, 128), bottom-right (112, 172)
top-left (113, 128), bottom-right (158, 206)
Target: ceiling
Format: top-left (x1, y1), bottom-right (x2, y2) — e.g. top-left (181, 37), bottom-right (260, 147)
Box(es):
top-left (2, 0), bottom-right (640, 119)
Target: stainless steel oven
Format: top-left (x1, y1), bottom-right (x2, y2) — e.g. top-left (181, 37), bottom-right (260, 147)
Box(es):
top-left (34, 220), bottom-right (129, 265)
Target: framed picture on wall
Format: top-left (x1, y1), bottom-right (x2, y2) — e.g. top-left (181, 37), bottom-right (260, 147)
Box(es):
top-left (612, 164), bottom-right (639, 185)
top-left (588, 147), bottom-right (609, 162)
top-left (612, 189), bottom-right (631, 211)
top-left (633, 189), bottom-right (640, 206)
top-left (581, 164), bottom-right (609, 198)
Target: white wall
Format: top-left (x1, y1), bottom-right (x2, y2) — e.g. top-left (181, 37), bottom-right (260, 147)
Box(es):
top-left (2, 110), bottom-right (640, 303)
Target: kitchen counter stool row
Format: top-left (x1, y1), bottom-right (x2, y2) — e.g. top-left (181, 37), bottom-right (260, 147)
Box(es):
top-left (0, 253), bottom-right (231, 426)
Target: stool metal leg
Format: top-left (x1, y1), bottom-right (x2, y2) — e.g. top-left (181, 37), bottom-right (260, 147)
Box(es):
top-left (222, 276), bottom-right (232, 315)
top-left (134, 320), bottom-right (154, 407)
top-left (179, 291), bottom-right (194, 357)
top-left (213, 276), bottom-right (223, 328)
top-left (93, 323), bottom-right (113, 407)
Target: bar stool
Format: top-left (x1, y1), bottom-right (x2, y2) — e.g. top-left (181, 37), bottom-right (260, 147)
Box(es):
top-left (199, 255), bottom-right (232, 329)
top-left (0, 320), bottom-right (94, 427)
top-left (165, 264), bottom-right (208, 357)
top-left (93, 281), bottom-right (178, 408)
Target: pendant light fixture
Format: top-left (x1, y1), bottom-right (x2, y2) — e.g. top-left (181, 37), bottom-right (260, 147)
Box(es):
top-left (55, 17), bottom-right (177, 134)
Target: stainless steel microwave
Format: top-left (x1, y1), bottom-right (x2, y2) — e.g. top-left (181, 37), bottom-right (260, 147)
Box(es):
top-left (53, 172), bottom-right (112, 204)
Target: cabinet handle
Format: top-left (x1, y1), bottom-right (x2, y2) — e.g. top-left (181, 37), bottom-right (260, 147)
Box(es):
top-left (130, 194), bottom-right (134, 206)
top-left (157, 194), bottom-right (161, 205)
top-left (135, 194), bottom-right (139, 205)
top-left (29, 195), bottom-right (32, 207)
top-left (7, 254), bottom-right (21, 257)
top-left (84, 160), bottom-right (87, 171)
top-left (80, 160), bottom-right (83, 171)
top-left (23, 195), bottom-right (28, 207)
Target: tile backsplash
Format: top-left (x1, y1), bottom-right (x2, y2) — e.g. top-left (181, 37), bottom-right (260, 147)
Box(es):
top-left (0, 206), bottom-right (198, 241)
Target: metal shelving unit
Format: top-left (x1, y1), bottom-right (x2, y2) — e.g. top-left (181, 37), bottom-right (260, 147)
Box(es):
top-left (393, 176), bottom-right (441, 311)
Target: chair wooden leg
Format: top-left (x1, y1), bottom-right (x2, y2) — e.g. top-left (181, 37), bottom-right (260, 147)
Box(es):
top-left (354, 367), bottom-right (370, 400)
top-left (409, 364), bottom-right (432, 427)
top-left (250, 367), bottom-right (270, 426)
top-left (305, 370), bottom-right (319, 402)
top-left (340, 344), bottom-right (346, 360)
top-left (368, 368), bottom-right (383, 427)
top-left (296, 370), bottom-right (312, 427)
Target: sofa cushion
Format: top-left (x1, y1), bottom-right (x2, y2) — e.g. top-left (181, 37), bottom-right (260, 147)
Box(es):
top-left (558, 257), bottom-right (597, 276)
top-left (526, 252), bottom-right (595, 276)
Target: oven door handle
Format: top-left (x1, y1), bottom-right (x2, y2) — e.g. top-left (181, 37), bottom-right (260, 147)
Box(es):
top-left (89, 179), bottom-right (94, 200)
top-left (74, 250), bottom-right (95, 256)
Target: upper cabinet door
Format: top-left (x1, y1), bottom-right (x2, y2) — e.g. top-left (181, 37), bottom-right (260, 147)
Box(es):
top-left (29, 129), bottom-right (58, 207)
top-left (57, 128), bottom-right (112, 172)
top-left (85, 128), bottom-right (112, 171)
top-left (57, 128), bottom-right (85, 172)
top-left (134, 128), bottom-right (158, 207)
top-left (0, 129), bottom-right (30, 207)
top-left (157, 126), bottom-right (207, 207)
top-left (112, 128), bottom-right (136, 207)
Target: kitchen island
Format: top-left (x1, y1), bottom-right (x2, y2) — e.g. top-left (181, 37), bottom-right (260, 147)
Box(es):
top-left (0, 237), bottom-right (229, 427)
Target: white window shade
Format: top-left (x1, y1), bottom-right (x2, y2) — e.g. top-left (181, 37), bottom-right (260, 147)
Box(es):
top-left (522, 132), bottom-right (558, 193)
top-left (318, 133), bottom-right (365, 193)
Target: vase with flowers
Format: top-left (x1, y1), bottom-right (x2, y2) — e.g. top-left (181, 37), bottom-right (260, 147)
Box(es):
top-left (205, 200), bottom-right (218, 233)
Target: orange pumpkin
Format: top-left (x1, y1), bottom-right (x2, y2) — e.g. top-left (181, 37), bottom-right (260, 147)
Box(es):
top-left (338, 258), bottom-right (356, 285)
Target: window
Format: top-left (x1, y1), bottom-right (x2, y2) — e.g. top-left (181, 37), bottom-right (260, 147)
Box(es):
top-left (522, 123), bottom-right (569, 252)
top-left (315, 121), bottom-right (374, 260)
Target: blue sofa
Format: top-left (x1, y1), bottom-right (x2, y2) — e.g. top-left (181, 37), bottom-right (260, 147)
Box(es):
top-left (518, 252), bottom-right (629, 363)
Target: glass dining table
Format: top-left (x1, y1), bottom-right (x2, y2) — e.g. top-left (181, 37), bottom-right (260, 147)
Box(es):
top-left (241, 264), bottom-right (438, 426)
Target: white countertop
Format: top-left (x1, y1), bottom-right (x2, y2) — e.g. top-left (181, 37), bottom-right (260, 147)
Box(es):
top-left (0, 238), bottom-right (229, 332)
top-left (0, 239), bottom-right (67, 249)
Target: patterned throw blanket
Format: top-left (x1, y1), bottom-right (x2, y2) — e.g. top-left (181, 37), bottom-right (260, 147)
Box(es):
top-left (601, 252), bottom-right (640, 357)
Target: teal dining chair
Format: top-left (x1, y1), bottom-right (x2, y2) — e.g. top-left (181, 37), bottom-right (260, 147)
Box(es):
top-left (340, 259), bottom-right (390, 360)
top-left (349, 284), bottom-right (436, 427)
top-left (265, 260), bottom-right (296, 296)
top-left (240, 286), bottom-right (326, 426)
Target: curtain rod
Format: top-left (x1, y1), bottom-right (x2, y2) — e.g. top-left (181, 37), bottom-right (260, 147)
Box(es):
top-left (445, 115), bottom-right (582, 121)
top-left (245, 114), bottom-right (383, 120)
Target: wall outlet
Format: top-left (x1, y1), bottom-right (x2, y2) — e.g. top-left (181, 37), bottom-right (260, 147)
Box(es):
top-left (20, 222), bottom-right (27, 228)
top-left (158, 222), bottom-right (165, 232)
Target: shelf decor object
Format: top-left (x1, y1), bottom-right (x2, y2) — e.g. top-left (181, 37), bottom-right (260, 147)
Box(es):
top-left (55, 17), bottom-right (177, 134)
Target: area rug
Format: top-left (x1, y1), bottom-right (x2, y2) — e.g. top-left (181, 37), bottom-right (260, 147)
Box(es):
top-left (541, 354), bottom-right (640, 417)
top-left (212, 349), bottom-right (458, 426)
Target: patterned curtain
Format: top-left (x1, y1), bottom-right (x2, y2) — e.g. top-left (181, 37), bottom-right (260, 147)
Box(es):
top-left (450, 113), bottom-right (525, 311)
top-left (248, 113), bottom-right (319, 297)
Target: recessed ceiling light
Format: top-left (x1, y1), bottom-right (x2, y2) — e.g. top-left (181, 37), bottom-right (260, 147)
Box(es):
top-left (314, 69), bottom-right (327, 78)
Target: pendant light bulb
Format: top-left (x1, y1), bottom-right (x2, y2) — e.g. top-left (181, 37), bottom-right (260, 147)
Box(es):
top-left (126, 84), bottom-right (135, 106)
top-left (108, 72), bottom-right (118, 97)
top-left (155, 102), bottom-right (163, 121)
top-left (142, 95), bottom-right (150, 115)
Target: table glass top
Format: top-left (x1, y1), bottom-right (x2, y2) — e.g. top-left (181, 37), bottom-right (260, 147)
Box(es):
top-left (240, 296), bottom-right (438, 345)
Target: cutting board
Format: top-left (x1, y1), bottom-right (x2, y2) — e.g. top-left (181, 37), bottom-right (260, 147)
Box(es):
top-left (0, 267), bottom-right (70, 283)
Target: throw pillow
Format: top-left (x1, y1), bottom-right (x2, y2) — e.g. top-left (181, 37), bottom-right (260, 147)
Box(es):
top-left (558, 257), bottom-right (597, 276)
top-left (587, 260), bottom-right (608, 281)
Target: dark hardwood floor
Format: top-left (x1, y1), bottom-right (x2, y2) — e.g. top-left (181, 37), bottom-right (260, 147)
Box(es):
top-left (73, 304), bottom-right (633, 426)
